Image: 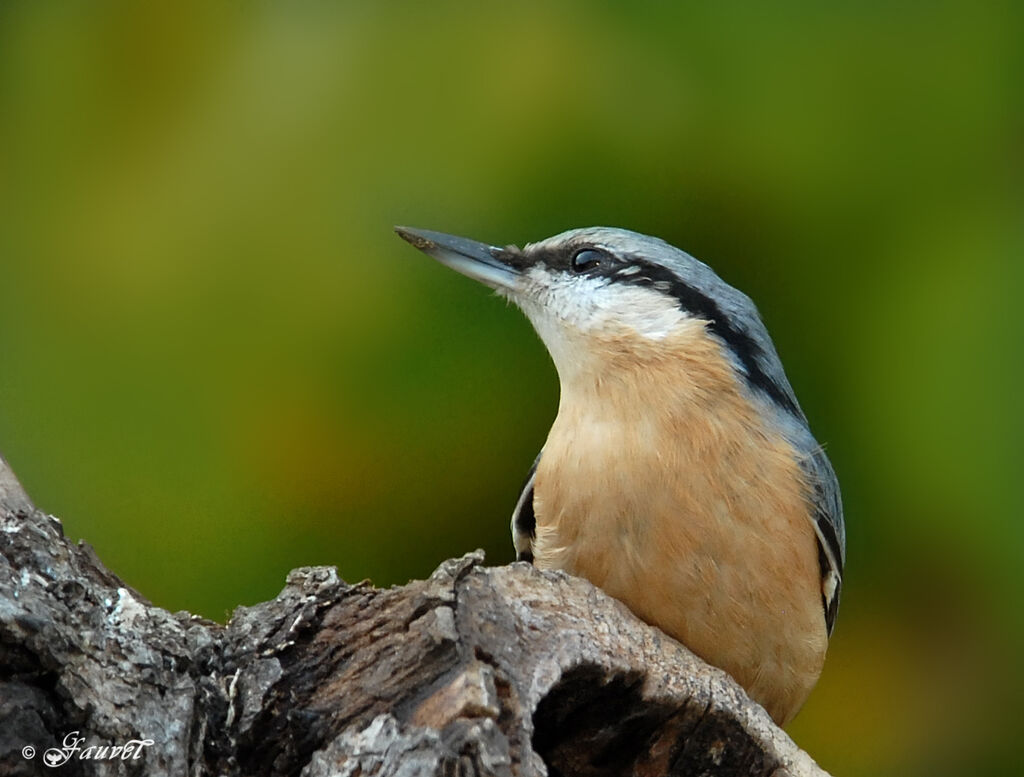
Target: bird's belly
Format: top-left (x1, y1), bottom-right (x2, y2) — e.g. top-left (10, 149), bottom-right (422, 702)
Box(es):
top-left (532, 418), bottom-right (827, 725)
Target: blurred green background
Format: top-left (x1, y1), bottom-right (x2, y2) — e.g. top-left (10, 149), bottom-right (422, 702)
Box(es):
top-left (1, 2), bottom-right (1020, 775)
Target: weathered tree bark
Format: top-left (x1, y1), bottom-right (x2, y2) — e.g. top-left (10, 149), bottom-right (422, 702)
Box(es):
top-left (0, 454), bottom-right (830, 777)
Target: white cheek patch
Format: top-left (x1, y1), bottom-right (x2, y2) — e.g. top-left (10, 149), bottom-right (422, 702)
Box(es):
top-left (517, 268), bottom-right (689, 341)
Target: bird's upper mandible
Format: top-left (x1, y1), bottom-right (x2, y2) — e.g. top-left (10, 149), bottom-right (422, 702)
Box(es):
top-left (396, 225), bottom-right (845, 725)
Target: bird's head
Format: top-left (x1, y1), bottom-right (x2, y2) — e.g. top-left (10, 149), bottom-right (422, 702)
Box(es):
top-left (395, 225), bottom-right (803, 419)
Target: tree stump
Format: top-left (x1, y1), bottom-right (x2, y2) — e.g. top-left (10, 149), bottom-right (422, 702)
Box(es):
top-left (0, 454), bottom-right (829, 776)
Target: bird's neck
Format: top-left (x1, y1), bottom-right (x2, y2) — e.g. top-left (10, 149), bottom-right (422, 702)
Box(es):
top-left (549, 317), bottom-right (752, 427)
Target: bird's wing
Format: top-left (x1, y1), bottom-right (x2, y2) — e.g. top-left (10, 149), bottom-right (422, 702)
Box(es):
top-left (510, 453), bottom-right (541, 563)
top-left (802, 448), bottom-right (845, 637)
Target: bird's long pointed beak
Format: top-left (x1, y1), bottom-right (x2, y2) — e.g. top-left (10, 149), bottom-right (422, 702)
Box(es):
top-left (394, 226), bottom-right (521, 291)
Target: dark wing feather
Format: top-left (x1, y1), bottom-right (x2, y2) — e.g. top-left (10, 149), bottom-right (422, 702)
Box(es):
top-left (802, 448), bottom-right (845, 636)
top-left (510, 453), bottom-right (540, 563)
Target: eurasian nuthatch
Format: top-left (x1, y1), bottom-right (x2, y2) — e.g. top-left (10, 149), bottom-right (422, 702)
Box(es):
top-left (396, 225), bottom-right (845, 725)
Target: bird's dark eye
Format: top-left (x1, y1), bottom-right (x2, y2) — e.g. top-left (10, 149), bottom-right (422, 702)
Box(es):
top-left (571, 248), bottom-right (606, 273)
